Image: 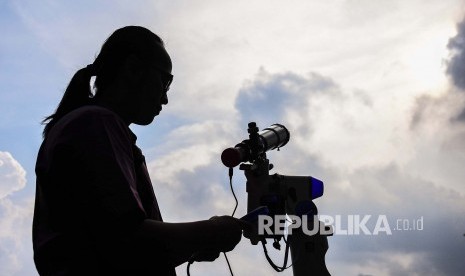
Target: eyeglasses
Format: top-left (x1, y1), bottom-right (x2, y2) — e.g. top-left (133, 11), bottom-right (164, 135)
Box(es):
top-left (153, 66), bottom-right (173, 92)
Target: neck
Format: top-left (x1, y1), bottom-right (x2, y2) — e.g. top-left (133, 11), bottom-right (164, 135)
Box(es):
top-left (93, 87), bottom-right (133, 126)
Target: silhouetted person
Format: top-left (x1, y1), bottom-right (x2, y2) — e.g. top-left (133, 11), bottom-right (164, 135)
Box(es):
top-left (33, 26), bottom-right (245, 275)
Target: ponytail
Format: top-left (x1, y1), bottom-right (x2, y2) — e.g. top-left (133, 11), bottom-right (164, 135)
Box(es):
top-left (42, 64), bottom-right (96, 138)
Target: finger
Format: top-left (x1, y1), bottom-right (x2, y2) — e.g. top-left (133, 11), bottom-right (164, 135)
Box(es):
top-left (205, 251), bottom-right (220, 261)
top-left (194, 251), bottom-right (220, 262)
top-left (236, 218), bottom-right (254, 230)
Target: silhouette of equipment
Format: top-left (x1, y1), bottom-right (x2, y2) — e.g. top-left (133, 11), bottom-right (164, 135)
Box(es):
top-left (221, 123), bottom-right (289, 168)
top-left (221, 122), bottom-right (332, 276)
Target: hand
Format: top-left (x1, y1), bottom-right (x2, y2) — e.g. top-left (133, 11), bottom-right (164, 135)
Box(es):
top-left (208, 216), bottom-right (248, 252)
top-left (242, 221), bottom-right (260, 243)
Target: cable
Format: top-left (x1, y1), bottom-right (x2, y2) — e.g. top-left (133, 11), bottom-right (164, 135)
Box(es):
top-left (186, 168), bottom-right (237, 276)
top-left (261, 237), bottom-right (292, 272)
top-left (187, 260), bottom-right (192, 276)
top-left (228, 167), bottom-right (238, 217)
top-left (223, 167), bottom-right (236, 276)
top-left (223, 252), bottom-right (234, 276)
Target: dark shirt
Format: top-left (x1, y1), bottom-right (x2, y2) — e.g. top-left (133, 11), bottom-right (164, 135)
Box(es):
top-left (33, 105), bottom-right (176, 275)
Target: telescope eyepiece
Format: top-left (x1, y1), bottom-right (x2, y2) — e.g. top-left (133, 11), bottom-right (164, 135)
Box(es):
top-left (221, 147), bottom-right (245, 168)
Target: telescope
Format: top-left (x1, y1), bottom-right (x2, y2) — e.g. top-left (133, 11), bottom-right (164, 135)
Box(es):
top-left (221, 123), bottom-right (290, 168)
top-left (221, 122), bottom-right (331, 276)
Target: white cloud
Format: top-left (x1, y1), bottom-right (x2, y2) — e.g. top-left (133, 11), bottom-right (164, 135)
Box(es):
top-left (0, 152), bottom-right (34, 275)
top-left (159, 0), bottom-right (463, 123)
top-left (0, 151), bottom-right (26, 199)
top-left (0, 197), bottom-right (35, 276)
top-left (147, 121), bottom-right (233, 186)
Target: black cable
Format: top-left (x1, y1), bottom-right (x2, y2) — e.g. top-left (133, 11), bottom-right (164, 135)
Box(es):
top-left (187, 260), bottom-right (193, 276)
top-left (187, 168), bottom-right (237, 276)
top-left (228, 167), bottom-right (238, 217)
top-left (261, 236), bottom-right (292, 272)
top-left (223, 252), bottom-right (234, 276)
top-left (223, 167), bottom-right (235, 276)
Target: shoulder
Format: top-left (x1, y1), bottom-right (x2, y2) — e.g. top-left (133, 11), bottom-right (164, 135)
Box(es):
top-left (48, 105), bottom-right (134, 146)
top-left (63, 105), bottom-right (125, 126)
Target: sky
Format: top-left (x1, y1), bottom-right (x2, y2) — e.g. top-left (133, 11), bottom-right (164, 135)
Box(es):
top-left (1, 0), bottom-right (465, 275)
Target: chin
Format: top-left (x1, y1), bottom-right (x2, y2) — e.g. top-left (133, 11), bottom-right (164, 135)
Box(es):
top-left (134, 116), bottom-right (156, 126)
top-left (133, 109), bottom-right (160, 125)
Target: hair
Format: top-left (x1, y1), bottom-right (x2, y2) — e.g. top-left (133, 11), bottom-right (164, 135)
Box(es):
top-left (42, 26), bottom-right (164, 138)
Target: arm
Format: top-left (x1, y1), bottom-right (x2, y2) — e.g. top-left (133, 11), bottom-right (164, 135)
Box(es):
top-left (132, 216), bottom-right (245, 267)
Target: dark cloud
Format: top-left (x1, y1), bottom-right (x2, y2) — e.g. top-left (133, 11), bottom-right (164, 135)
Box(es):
top-left (164, 164), bottom-right (246, 220)
top-left (423, 17), bottom-right (465, 124)
top-left (454, 108), bottom-right (465, 122)
top-left (412, 16), bottom-right (465, 126)
top-left (235, 68), bottom-right (338, 129)
top-left (321, 163), bottom-right (465, 275)
top-left (409, 91), bottom-right (465, 131)
top-left (408, 17), bottom-right (465, 127)
top-left (410, 95), bottom-right (432, 130)
top-left (447, 17), bottom-right (465, 90)
top-left (342, 165), bottom-right (465, 275)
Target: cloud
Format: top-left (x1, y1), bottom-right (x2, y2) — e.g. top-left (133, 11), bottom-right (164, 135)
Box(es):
top-left (327, 164), bottom-right (465, 275)
top-left (232, 69), bottom-right (465, 275)
top-left (0, 198), bottom-right (35, 276)
top-left (0, 152), bottom-right (34, 275)
top-left (235, 68), bottom-right (415, 172)
top-left (146, 66), bottom-right (465, 275)
top-left (156, 65), bottom-right (465, 274)
top-left (0, 152), bottom-right (26, 199)
top-left (146, 121), bottom-right (245, 220)
top-left (447, 17), bottom-right (465, 90)
top-left (445, 16), bottom-right (465, 125)
top-left (236, 68), bottom-right (339, 128)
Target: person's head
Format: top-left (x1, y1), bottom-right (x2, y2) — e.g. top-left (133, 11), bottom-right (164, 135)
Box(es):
top-left (42, 26), bottom-right (172, 137)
